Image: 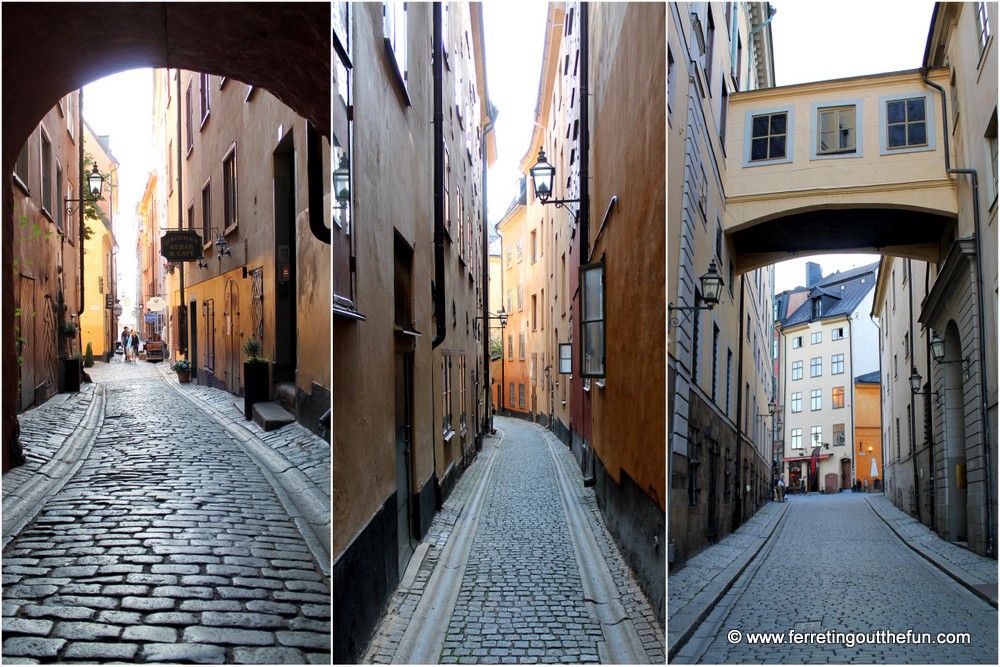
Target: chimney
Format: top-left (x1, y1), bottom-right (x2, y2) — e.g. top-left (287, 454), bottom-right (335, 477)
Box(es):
top-left (806, 262), bottom-right (822, 288)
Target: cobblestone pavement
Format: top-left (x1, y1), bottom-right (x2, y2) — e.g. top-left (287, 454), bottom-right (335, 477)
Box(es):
top-left (363, 416), bottom-right (664, 664)
top-left (2, 360), bottom-right (330, 664)
top-left (673, 492), bottom-right (998, 664)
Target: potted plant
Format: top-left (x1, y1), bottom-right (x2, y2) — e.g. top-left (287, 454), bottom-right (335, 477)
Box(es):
top-left (242, 337), bottom-right (269, 420)
top-left (171, 358), bottom-right (192, 383)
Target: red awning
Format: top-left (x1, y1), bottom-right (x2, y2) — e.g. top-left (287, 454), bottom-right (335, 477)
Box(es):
top-left (782, 453), bottom-right (834, 462)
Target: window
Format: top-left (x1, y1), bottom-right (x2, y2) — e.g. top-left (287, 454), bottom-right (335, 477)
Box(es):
top-left (726, 349), bottom-right (733, 416)
top-left (668, 47), bottom-right (675, 121)
top-left (201, 181), bottom-right (211, 246)
top-left (508, 334), bottom-right (513, 361)
top-left (712, 324), bottom-right (720, 402)
top-left (384, 2), bottom-right (408, 96)
top-left (832, 386), bottom-right (845, 409)
top-left (811, 426), bottom-right (822, 448)
top-left (531, 353), bottom-right (537, 387)
top-left (510, 382), bottom-right (515, 407)
top-left (14, 143), bottom-right (29, 191)
top-left (750, 111), bottom-right (788, 161)
top-left (832, 327), bottom-right (845, 340)
top-left (55, 164), bottom-right (63, 233)
top-left (41, 130), bottom-right (53, 216)
top-left (810, 357), bottom-right (822, 377)
top-left (986, 110), bottom-right (998, 202)
top-left (518, 383), bottom-right (526, 410)
top-left (442, 353), bottom-right (453, 435)
top-left (833, 423), bottom-right (845, 447)
top-left (791, 392), bottom-right (802, 413)
top-left (812, 299), bottom-right (822, 319)
top-left (811, 389), bottom-right (822, 411)
top-left (531, 294), bottom-right (537, 331)
top-left (811, 332), bottom-right (822, 345)
top-left (792, 360), bottom-right (803, 380)
top-left (185, 82), bottom-right (194, 153)
top-left (704, 9), bottom-right (715, 88)
top-left (791, 428), bottom-right (802, 449)
top-left (459, 354), bottom-right (466, 431)
top-left (457, 186), bottom-right (464, 257)
top-left (516, 238), bottom-right (523, 263)
top-left (792, 336), bottom-right (802, 349)
top-left (886, 97), bottom-right (927, 149)
top-left (519, 332), bottom-right (525, 360)
top-left (581, 262), bottom-right (605, 377)
top-left (506, 247), bottom-right (512, 268)
top-left (444, 147), bottom-right (451, 234)
top-left (531, 230), bottom-right (537, 264)
top-left (832, 353), bottom-right (845, 375)
top-left (517, 284), bottom-right (523, 311)
top-left (559, 343), bottom-right (572, 374)
top-left (816, 105), bottom-right (856, 154)
top-left (223, 144), bottom-right (238, 232)
top-left (394, 233), bottom-right (414, 328)
top-left (199, 73), bottom-right (211, 126)
top-left (976, 1), bottom-right (992, 55)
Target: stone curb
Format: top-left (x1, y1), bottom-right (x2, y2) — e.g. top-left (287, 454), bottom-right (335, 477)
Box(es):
top-left (666, 500), bottom-right (790, 661)
top-left (153, 363), bottom-right (331, 578)
top-left (865, 495), bottom-right (998, 609)
top-left (2, 384), bottom-right (106, 549)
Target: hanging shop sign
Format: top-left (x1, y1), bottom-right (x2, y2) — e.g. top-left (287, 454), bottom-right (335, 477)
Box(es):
top-left (160, 230), bottom-right (203, 262)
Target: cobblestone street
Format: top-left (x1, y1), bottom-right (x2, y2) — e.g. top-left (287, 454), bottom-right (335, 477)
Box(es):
top-left (2, 360), bottom-right (330, 663)
top-left (364, 416), bottom-right (664, 664)
top-left (671, 493), bottom-right (998, 664)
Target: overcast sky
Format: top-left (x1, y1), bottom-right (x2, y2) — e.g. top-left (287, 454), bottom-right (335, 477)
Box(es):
top-left (769, 0), bottom-right (937, 292)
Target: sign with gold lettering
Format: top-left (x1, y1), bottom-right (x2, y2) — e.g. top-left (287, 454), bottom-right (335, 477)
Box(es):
top-left (160, 231), bottom-right (203, 262)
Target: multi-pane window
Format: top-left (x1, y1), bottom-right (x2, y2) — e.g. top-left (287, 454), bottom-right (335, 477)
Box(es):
top-left (833, 423), bottom-right (845, 447)
top-left (810, 357), bottom-right (822, 377)
top-left (792, 336), bottom-right (802, 349)
top-left (791, 428), bottom-right (802, 449)
top-left (817, 106), bottom-right (856, 154)
top-left (519, 332), bottom-right (525, 360)
top-left (887, 98), bottom-right (926, 149)
top-left (510, 382), bottom-right (515, 408)
top-left (832, 327), bottom-right (845, 340)
top-left (976, 1), bottom-right (991, 54)
top-left (750, 111), bottom-right (787, 161)
top-left (14, 143), bottom-right (29, 190)
top-left (791, 392), bottom-right (802, 413)
top-left (811, 389), bottom-right (822, 411)
top-left (199, 73), bottom-right (211, 125)
top-left (518, 383), bottom-right (526, 410)
top-left (792, 360), bottom-right (803, 380)
top-left (442, 353), bottom-right (453, 435)
top-left (459, 354), bottom-right (466, 431)
top-left (444, 147), bottom-right (451, 233)
top-left (185, 82), bottom-right (194, 152)
top-left (832, 386), bottom-right (845, 409)
top-left (832, 353), bottom-right (845, 374)
top-left (811, 426), bottom-right (823, 448)
top-left (223, 145), bottom-right (238, 231)
top-left (581, 262), bottom-right (605, 377)
top-left (811, 332), bottom-right (822, 345)
top-left (201, 182), bottom-right (212, 247)
top-left (41, 131), bottom-right (53, 215)
top-left (508, 334), bottom-right (513, 361)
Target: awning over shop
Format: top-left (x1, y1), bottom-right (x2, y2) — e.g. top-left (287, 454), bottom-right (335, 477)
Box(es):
top-left (782, 453), bottom-right (835, 462)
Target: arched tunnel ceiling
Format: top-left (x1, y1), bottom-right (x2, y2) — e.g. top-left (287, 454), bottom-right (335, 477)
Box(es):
top-left (729, 208), bottom-right (954, 273)
top-left (2, 2), bottom-right (330, 173)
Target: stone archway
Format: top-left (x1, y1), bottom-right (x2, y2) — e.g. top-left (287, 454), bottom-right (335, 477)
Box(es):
top-left (2, 2), bottom-right (330, 471)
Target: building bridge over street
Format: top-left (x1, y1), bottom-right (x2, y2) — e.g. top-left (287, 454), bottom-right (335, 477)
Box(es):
top-left (723, 67), bottom-right (958, 273)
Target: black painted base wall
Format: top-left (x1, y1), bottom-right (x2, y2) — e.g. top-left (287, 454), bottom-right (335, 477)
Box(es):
top-left (416, 472), bottom-right (437, 539)
top-left (552, 417), bottom-right (571, 448)
top-left (297, 381), bottom-right (331, 442)
top-left (332, 493), bottom-right (398, 664)
top-left (594, 455), bottom-right (666, 626)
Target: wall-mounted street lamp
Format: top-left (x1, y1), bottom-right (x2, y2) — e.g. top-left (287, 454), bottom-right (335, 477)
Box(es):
top-left (65, 163), bottom-right (105, 216)
top-left (214, 234), bottom-right (231, 257)
top-left (197, 256), bottom-right (209, 269)
top-left (529, 147), bottom-right (580, 221)
top-left (668, 261), bottom-right (724, 327)
top-left (909, 366), bottom-right (940, 399)
top-left (929, 330), bottom-right (972, 379)
top-left (477, 308), bottom-right (509, 414)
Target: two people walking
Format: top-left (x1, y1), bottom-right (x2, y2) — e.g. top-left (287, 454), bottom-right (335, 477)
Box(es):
top-left (121, 327), bottom-right (141, 363)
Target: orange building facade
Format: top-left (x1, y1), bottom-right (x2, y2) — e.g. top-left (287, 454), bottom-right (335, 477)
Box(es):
top-left (854, 373), bottom-right (883, 490)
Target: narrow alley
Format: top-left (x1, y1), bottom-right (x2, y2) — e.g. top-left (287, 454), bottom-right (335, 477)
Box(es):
top-left (670, 493), bottom-right (998, 664)
top-left (364, 416), bottom-right (664, 665)
top-left (2, 360), bottom-right (331, 663)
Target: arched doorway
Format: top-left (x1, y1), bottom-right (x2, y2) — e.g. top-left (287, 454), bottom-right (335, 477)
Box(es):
top-left (224, 279), bottom-right (241, 395)
top-left (2, 3), bottom-right (330, 472)
top-left (942, 320), bottom-right (968, 543)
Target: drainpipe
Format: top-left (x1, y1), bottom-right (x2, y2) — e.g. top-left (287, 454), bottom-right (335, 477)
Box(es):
top-left (907, 259), bottom-right (921, 522)
top-left (77, 88), bottom-right (86, 325)
top-left (733, 275), bottom-right (746, 529)
top-left (482, 100), bottom-right (497, 440)
top-left (925, 263), bottom-right (937, 531)
top-left (922, 67), bottom-right (993, 556)
top-left (579, 2), bottom-right (590, 261)
top-left (432, 2), bottom-right (446, 350)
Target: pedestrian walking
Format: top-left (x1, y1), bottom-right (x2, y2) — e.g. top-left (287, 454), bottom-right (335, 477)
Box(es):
top-left (131, 329), bottom-right (141, 363)
top-left (777, 474), bottom-right (785, 502)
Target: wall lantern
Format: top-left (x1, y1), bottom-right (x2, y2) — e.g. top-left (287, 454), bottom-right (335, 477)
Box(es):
top-left (669, 261), bottom-right (724, 327)
top-left (333, 154), bottom-right (350, 203)
top-left (929, 332), bottom-right (946, 363)
top-left (529, 146), bottom-right (580, 220)
top-left (65, 163), bottom-right (105, 216)
top-left (214, 233), bottom-right (231, 257)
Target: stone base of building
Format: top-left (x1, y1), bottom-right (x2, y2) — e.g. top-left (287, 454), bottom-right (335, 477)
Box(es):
top-left (594, 454), bottom-right (665, 626)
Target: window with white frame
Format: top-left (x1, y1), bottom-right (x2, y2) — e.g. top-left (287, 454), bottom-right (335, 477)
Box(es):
top-left (792, 360), bottom-right (803, 380)
top-left (810, 357), bottom-right (822, 377)
top-left (459, 354), bottom-right (466, 431)
top-left (811, 389), bottom-right (822, 411)
top-left (792, 336), bottom-right (802, 348)
top-left (832, 353), bottom-right (845, 374)
top-left (442, 352), bottom-right (453, 435)
top-left (811, 425), bottom-right (822, 448)
top-left (40, 130), bottom-right (53, 216)
top-left (199, 73), bottom-right (211, 126)
top-left (816, 105), bottom-right (857, 155)
top-left (384, 2), bottom-right (408, 95)
top-left (223, 144), bottom-right (238, 232)
top-left (811, 332), bottom-right (822, 345)
top-left (832, 386), bottom-right (845, 409)
top-left (791, 391), bottom-right (802, 413)
top-left (976, 1), bottom-right (992, 55)
top-left (791, 428), bottom-right (802, 449)
top-left (833, 423), bottom-right (845, 447)
top-left (832, 327), bottom-right (845, 340)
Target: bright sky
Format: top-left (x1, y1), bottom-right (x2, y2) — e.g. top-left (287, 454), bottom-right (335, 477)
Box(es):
top-left (482, 2), bottom-right (549, 232)
top-left (83, 68), bottom-right (155, 326)
top-left (769, 0), bottom-right (937, 293)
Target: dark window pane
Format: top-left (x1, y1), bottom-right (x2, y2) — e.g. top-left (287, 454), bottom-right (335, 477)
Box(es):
top-left (770, 113), bottom-right (786, 135)
top-left (887, 101), bottom-right (905, 124)
top-left (752, 115), bottom-right (770, 137)
top-left (751, 137), bottom-right (768, 160)
top-left (908, 123), bottom-right (926, 146)
top-left (770, 135), bottom-right (786, 158)
top-left (888, 124), bottom-right (906, 148)
top-left (907, 98), bottom-right (925, 121)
